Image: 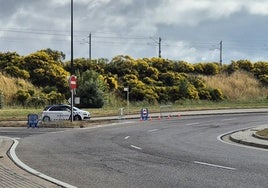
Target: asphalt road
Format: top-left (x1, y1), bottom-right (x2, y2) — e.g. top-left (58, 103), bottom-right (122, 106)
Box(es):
top-left (4, 113), bottom-right (268, 188)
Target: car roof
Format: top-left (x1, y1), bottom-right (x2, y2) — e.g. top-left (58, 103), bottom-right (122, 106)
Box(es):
top-left (44, 104), bottom-right (70, 110)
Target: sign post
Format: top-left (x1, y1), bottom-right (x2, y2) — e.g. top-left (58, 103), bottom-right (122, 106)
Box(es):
top-left (69, 75), bottom-right (77, 122)
top-left (124, 87), bottom-right (129, 114)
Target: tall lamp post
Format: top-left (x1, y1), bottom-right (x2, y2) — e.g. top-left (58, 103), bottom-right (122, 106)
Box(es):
top-left (70, 0), bottom-right (74, 122)
top-left (71, 0), bottom-right (74, 73)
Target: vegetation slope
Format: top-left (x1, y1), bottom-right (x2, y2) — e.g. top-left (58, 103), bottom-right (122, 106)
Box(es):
top-left (0, 50), bottom-right (268, 109)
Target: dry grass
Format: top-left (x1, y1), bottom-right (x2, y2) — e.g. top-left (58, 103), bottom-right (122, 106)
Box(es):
top-left (202, 71), bottom-right (268, 101)
top-left (256, 128), bottom-right (268, 138)
top-left (0, 73), bottom-right (37, 104)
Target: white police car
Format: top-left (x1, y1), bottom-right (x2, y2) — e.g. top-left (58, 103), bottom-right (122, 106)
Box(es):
top-left (41, 104), bottom-right (91, 122)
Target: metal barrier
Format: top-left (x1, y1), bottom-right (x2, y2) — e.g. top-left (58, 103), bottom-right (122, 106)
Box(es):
top-left (118, 107), bottom-right (125, 120)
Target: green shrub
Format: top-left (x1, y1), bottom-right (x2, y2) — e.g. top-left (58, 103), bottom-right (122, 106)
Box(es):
top-left (210, 88), bottom-right (224, 101)
top-left (198, 89), bottom-right (211, 100)
top-left (26, 97), bottom-right (47, 108)
top-left (16, 90), bottom-right (31, 106)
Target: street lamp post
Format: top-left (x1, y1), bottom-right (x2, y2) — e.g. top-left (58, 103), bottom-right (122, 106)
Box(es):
top-left (71, 0), bottom-right (74, 122)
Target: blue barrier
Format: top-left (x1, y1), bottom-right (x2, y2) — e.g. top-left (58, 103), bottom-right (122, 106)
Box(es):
top-left (27, 114), bottom-right (39, 128)
top-left (140, 108), bottom-right (149, 121)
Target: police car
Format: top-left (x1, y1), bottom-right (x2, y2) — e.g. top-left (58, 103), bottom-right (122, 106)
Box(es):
top-left (41, 104), bottom-right (91, 122)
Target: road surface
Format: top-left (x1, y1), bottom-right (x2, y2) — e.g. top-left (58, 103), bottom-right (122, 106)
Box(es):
top-left (3, 113), bottom-right (268, 188)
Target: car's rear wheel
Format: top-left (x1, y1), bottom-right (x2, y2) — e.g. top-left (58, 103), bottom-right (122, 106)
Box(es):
top-left (42, 116), bottom-right (50, 122)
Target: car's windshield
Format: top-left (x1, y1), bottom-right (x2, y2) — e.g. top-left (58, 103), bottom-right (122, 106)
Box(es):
top-left (73, 107), bottom-right (80, 111)
top-left (43, 106), bottom-right (52, 111)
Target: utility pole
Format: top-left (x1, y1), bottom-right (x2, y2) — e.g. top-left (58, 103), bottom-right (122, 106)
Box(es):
top-left (220, 40), bottom-right (222, 66)
top-left (88, 32), bottom-right (92, 60)
top-left (158, 37), bottom-right (162, 58)
top-left (71, 0), bottom-right (74, 74)
top-left (70, 0), bottom-right (74, 122)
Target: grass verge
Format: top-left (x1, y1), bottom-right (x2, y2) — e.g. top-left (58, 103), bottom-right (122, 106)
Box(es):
top-left (0, 99), bottom-right (267, 122)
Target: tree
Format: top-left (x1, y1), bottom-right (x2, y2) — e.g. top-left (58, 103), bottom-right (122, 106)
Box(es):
top-left (0, 52), bottom-right (29, 79)
top-left (159, 72), bottom-right (176, 86)
top-left (174, 61), bottom-right (194, 73)
top-left (39, 48), bottom-right (65, 62)
top-left (76, 70), bottom-right (106, 108)
top-left (23, 51), bottom-right (69, 93)
top-left (253, 61), bottom-right (268, 86)
top-left (236, 60), bottom-right (253, 72)
top-left (106, 55), bottom-right (137, 76)
top-left (178, 79), bottom-right (199, 100)
top-left (150, 58), bottom-right (174, 73)
top-left (4, 65), bottom-right (30, 79)
top-left (0, 52), bottom-right (21, 71)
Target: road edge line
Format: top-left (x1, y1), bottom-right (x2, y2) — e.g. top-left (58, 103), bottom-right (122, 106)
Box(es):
top-left (8, 138), bottom-right (78, 188)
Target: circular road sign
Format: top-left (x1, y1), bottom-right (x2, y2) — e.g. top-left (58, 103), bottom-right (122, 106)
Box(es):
top-left (69, 75), bottom-right (77, 89)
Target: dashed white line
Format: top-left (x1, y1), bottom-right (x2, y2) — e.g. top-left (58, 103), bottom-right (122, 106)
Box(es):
top-left (148, 129), bottom-right (158, 133)
top-left (186, 122), bottom-right (200, 126)
top-left (221, 118), bottom-right (237, 121)
top-left (131, 145), bottom-right (142, 150)
top-left (194, 161), bottom-right (236, 171)
top-left (124, 136), bottom-right (130, 140)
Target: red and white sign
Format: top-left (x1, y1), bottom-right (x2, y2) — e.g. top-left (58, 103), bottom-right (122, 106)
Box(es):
top-left (69, 75), bottom-right (77, 89)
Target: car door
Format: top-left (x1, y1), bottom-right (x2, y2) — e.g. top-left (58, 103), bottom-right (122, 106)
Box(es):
top-left (47, 106), bottom-right (69, 121)
top-left (60, 106), bottom-right (71, 120)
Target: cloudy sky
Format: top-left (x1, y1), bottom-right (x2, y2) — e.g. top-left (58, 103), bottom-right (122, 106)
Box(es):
top-left (1, 0), bottom-right (268, 64)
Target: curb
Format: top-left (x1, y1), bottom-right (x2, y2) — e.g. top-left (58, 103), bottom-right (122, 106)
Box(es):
top-left (229, 132), bottom-right (268, 149)
top-left (8, 138), bottom-right (78, 188)
top-left (252, 133), bottom-right (268, 140)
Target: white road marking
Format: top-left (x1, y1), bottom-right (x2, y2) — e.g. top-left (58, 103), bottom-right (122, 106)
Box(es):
top-left (186, 122), bottom-right (200, 126)
top-left (194, 161), bottom-right (236, 171)
top-left (124, 136), bottom-right (130, 140)
top-left (221, 118), bottom-right (237, 121)
top-left (8, 137), bottom-right (78, 188)
top-left (148, 129), bottom-right (158, 132)
top-left (131, 145), bottom-right (142, 150)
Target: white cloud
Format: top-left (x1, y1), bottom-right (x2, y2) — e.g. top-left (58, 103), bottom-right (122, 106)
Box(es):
top-left (147, 0), bottom-right (268, 27)
top-left (247, 1), bottom-right (268, 15)
top-left (1, 0), bottom-right (268, 63)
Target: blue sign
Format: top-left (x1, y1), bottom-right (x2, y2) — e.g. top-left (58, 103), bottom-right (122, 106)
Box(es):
top-left (140, 108), bottom-right (149, 121)
top-left (27, 114), bottom-right (39, 128)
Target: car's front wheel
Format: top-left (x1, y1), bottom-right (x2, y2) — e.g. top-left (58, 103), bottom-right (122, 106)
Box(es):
top-left (42, 116), bottom-right (50, 122)
top-left (74, 115), bottom-right (82, 121)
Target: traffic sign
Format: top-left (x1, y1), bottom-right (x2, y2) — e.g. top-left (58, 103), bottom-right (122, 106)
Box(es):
top-left (69, 75), bottom-right (77, 89)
